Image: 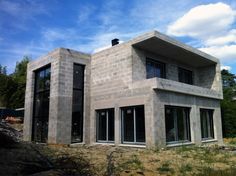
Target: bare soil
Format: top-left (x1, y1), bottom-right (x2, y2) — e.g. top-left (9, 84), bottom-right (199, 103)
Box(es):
top-left (1, 122), bottom-right (236, 176)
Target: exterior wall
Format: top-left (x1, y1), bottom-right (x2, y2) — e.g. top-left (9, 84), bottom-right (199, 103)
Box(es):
top-left (153, 90), bottom-right (223, 147)
top-left (132, 48), bottom-right (222, 92)
top-left (23, 48), bottom-right (90, 144)
top-left (90, 43), bottom-right (155, 147)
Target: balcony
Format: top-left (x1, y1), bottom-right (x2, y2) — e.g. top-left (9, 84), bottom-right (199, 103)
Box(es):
top-left (130, 78), bottom-right (223, 99)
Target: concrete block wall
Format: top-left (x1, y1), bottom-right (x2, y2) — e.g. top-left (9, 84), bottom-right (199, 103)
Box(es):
top-left (154, 90), bottom-right (223, 147)
top-left (90, 43), bottom-right (156, 147)
top-left (131, 47), bottom-right (221, 92)
top-left (24, 30), bottom-right (223, 148)
top-left (23, 48), bottom-right (90, 144)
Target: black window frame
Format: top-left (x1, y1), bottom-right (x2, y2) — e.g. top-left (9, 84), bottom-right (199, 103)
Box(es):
top-left (165, 105), bottom-right (191, 144)
top-left (178, 67), bottom-right (193, 85)
top-left (121, 105), bottom-right (146, 145)
top-left (146, 58), bottom-right (166, 79)
top-left (200, 109), bottom-right (214, 140)
top-left (96, 108), bottom-right (115, 143)
top-left (32, 64), bottom-right (51, 143)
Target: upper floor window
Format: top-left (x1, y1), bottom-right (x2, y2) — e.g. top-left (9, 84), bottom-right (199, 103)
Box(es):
top-left (146, 58), bottom-right (165, 79)
top-left (178, 67), bottom-right (193, 85)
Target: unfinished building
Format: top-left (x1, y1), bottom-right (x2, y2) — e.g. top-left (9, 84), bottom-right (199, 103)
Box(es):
top-left (23, 31), bottom-right (223, 148)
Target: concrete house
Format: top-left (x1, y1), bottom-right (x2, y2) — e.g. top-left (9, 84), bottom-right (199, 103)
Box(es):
top-left (23, 31), bottom-right (223, 148)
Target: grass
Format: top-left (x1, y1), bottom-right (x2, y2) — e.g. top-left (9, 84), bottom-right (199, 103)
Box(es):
top-left (196, 166), bottom-right (236, 176)
top-left (157, 161), bottom-right (175, 174)
top-left (27, 139), bottom-right (236, 175)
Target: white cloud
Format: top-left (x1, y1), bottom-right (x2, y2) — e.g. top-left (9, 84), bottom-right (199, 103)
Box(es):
top-left (221, 65), bottom-right (232, 71)
top-left (199, 45), bottom-right (236, 63)
top-left (167, 2), bottom-right (235, 38)
top-left (205, 29), bottom-right (236, 46)
top-left (167, 2), bottom-right (236, 65)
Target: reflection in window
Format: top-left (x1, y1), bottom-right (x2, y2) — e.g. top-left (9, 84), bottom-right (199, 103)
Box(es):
top-left (96, 109), bottom-right (114, 142)
top-left (32, 66), bottom-right (51, 143)
top-left (71, 64), bottom-right (84, 143)
top-left (146, 58), bottom-right (165, 79)
top-left (165, 106), bottom-right (191, 143)
top-left (121, 105), bottom-right (145, 144)
top-left (178, 67), bottom-right (193, 85)
top-left (200, 109), bottom-right (214, 140)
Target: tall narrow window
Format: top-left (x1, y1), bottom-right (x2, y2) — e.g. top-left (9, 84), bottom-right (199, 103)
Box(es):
top-left (146, 58), bottom-right (165, 79)
top-left (96, 108), bottom-right (114, 142)
top-left (165, 106), bottom-right (191, 143)
top-left (121, 105), bottom-right (145, 144)
top-left (32, 65), bottom-right (51, 143)
top-left (200, 109), bottom-right (214, 140)
top-left (71, 64), bottom-right (84, 143)
top-left (178, 67), bottom-right (193, 85)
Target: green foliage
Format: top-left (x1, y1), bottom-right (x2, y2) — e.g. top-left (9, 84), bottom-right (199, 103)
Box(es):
top-left (221, 69), bottom-right (236, 137)
top-left (0, 56), bottom-right (30, 108)
top-left (0, 65), bottom-right (7, 75)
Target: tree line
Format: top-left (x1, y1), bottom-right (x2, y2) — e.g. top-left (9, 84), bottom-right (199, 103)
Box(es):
top-left (0, 57), bottom-right (236, 137)
top-left (0, 57), bottom-right (29, 108)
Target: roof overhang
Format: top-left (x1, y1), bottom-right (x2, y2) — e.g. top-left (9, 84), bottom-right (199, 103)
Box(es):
top-left (132, 31), bottom-right (218, 67)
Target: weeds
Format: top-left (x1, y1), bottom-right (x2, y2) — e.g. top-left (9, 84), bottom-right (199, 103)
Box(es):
top-left (179, 163), bottom-right (192, 173)
top-left (157, 161), bottom-right (175, 174)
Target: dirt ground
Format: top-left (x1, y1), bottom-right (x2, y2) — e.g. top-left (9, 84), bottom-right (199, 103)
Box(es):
top-left (1, 122), bottom-right (236, 176)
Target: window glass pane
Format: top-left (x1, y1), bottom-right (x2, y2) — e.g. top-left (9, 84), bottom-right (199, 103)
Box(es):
top-left (97, 111), bottom-right (107, 141)
top-left (165, 106), bottom-right (191, 143)
top-left (33, 66), bottom-right (50, 143)
top-left (71, 64), bottom-right (84, 143)
top-left (178, 68), bottom-right (193, 85)
top-left (200, 109), bottom-right (214, 139)
top-left (136, 106), bottom-right (145, 142)
top-left (122, 105), bottom-right (145, 144)
top-left (165, 108), bottom-right (175, 142)
top-left (96, 109), bottom-right (114, 142)
top-left (146, 58), bottom-right (165, 79)
top-left (108, 109), bottom-right (114, 141)
top-left (73, 64), bottom-right (84, 90)
top-left (123, 108), bottom-right (134, 142)
top-left (44, 68), bottom-right (51, 90)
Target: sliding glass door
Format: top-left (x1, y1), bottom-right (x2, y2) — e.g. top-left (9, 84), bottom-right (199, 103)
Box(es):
top-left (121, 105), bottom-right (145, 144)
top-left (165, 106), bottom-right (191, 144)
top-left (96, 109), bottom-right (114, 142)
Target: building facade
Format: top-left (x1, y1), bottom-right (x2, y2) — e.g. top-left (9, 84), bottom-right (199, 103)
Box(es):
top-left (23, 31), bottom-right (223, 148)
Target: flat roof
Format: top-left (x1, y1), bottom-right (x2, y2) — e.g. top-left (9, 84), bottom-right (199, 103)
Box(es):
top-left (131, 31), bottom-right (219, 67)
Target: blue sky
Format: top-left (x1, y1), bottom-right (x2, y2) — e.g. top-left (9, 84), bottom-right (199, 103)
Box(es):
top-left (0, 0), bottom-right (236, 74)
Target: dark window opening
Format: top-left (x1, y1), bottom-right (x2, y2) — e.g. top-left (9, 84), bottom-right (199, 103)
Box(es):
top-left (121, 105), bottom-right (145, 144)
top-left (200, 109), bottom-right (214, 140)
top-left (32, 66), bottom-right (51, 143)
top-left (146, 58), bottom-right (165, 79)
top-left (165, 106), bottom-right (191, 143)
top-left (178, 67), bottom-right (193, 85)
top-left (96, 108), bottom-right (114, 142)
top-left (71, 64), bottom-right (84, 143)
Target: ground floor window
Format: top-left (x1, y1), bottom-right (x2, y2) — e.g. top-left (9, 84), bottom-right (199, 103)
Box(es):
top-left (121, 105), bottom-right (145, 144)
top-left (32, 65), bottom-right (51, 143)
top-left (200, 109), bottom-right (214, 140)
top-left (96, 108), bottom-right (114, 142)
top-left (165, 106), bottom-right (191, 143)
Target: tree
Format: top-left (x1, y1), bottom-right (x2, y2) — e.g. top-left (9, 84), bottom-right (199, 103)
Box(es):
top-left (221, 69), bottom-right (236, 137)
top-left (0, 56), bottom-right (30, 108)
top-left (0, 64), bottom-right (7, 75)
